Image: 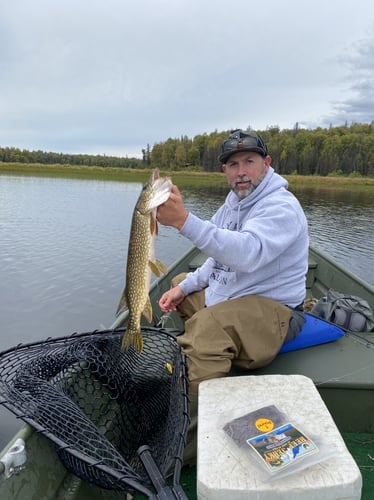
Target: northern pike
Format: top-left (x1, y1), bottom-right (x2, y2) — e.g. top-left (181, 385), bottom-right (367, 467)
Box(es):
top-left (117, 169), bottom-right (172, 352)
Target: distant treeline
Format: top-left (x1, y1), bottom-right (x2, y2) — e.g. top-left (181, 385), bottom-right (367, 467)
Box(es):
top-left (0, 148), bottom-right (143, 169)
top-left (2, 122), bottom-right (374, 176)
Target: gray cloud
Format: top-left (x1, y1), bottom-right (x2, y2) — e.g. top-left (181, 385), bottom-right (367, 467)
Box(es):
top-left (323, 29), bottom-right (374, 125)
top-left (1, 0), bottom-right (374, 156)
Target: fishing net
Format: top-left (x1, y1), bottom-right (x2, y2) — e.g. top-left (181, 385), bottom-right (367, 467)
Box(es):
top-left (0, 327), bottom-right (189, 498)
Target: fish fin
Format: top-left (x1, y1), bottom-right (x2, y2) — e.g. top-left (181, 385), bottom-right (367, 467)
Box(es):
top-left (156, 259), bottom-right (168, 275)
top-left (149, 259), bottom-right (168, 277)
top-left (116, 289), bottom-right (128, 316)
top-left (142, 296), bottom-right (153, 323)
top-left (121, 327), bottom-right (143, 353)
top-left (149, 260), bottom-right (161, 276)
top-left (150, 215), bottom-right (159, 236)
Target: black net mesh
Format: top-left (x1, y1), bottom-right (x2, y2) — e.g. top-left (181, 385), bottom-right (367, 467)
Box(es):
top-left (0, 327), bottom-right (189, 496)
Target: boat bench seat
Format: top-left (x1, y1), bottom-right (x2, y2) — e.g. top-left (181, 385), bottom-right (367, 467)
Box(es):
top-left (197, 374), bottom-right (362, 500)
top-left (188, 253), bottom-right (208, 271)
top-left (306, 257), bottom-right (317, 296)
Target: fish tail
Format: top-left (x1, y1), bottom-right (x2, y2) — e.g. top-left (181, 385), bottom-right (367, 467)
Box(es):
top-left (121, 327), bottom-right (144, 353)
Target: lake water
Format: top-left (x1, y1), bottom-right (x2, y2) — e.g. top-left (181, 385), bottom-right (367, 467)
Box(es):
top-left (0, 173), bottom-right (373, 448)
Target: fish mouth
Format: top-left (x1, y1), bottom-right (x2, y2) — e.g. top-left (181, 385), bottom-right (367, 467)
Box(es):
top-left (142, 170), bottom-right (173, 213)
top-left (151, 177), bottom-right (172, 195)
top-left (151, 168), bottom-right (160, 182)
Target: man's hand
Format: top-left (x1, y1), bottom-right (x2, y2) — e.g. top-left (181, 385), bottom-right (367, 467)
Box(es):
top-left (159, 285), bottom-right (185, 312)
top-left (156, 184), bottom-right (188, 230)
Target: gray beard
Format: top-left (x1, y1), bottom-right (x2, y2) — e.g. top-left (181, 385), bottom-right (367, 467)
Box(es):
top-left (233, 183), bottom-right (256, 199)
top-left (232, 170), bottom-right (267, 199)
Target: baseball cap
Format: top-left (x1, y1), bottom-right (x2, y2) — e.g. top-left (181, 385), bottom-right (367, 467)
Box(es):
top-left (219, 129), bottom-right (268, 163)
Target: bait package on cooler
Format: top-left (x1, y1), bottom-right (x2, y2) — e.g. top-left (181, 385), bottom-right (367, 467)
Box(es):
top-left (223, 404), bottom-right (337, 482)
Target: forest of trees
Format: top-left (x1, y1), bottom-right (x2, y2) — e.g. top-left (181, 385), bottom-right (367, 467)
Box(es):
top-left (148, 123), bottom-right (374, 176)
top-left (1, 122), bottom-right (374, 176)
top-left (0, 148), bottom-right (143, 169)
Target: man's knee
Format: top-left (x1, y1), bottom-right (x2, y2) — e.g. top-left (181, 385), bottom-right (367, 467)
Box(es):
top-left (171, 274), bottom-right (205, 321)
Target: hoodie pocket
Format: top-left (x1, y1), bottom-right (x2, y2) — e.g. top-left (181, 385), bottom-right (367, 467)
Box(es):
top-left (208, 268), bottom-right (236, 300)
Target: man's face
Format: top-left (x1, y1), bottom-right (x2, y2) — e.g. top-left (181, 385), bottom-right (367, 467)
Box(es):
top-left (222, 151), bottom-right (271, 199)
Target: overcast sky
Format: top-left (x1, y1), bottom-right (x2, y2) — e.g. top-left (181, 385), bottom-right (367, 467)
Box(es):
top-left (1, 0), bottom-right (374, 158)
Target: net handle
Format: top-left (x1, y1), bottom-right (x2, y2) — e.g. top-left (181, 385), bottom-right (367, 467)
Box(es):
top-left (137, 446), bottom-right (187, 500)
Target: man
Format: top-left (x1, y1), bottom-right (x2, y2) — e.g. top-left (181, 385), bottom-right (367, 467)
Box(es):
top-left (157, 129), bottom-right (309, 389)
top-left (156, 129), bottom-right (309, 464)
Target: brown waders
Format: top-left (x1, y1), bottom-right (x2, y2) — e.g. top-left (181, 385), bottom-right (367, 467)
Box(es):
top-left (171, 273), bottom-right (293, 465)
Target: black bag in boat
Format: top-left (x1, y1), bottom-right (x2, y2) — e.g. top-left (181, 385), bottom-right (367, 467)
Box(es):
top-left (0, 327), bottom-right (189, 498)
top-left (311, 289), bottom-right (374, 332)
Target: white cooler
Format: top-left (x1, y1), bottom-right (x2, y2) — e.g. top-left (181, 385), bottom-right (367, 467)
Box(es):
top-left (197, 374), bottom-right (362, 500)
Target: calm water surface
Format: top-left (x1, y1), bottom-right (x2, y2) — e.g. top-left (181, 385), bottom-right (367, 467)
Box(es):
top-left (0, 174), bottom-right (373, 447)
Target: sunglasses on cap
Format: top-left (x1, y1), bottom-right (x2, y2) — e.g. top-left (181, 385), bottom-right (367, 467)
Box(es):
top-left (219, 130), bottom-right (268, 163)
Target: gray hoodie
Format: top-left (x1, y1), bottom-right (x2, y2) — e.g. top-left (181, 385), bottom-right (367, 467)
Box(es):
top-left (178, 167), bottom-right (309, 308)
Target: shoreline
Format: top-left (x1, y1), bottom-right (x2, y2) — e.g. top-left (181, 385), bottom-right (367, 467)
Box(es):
top-left (1, 163), bottom-right (373, 191)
